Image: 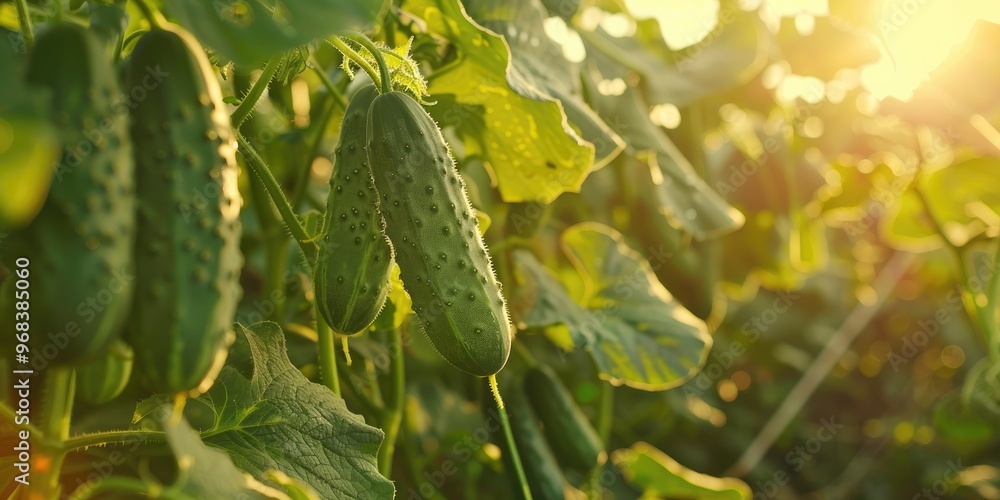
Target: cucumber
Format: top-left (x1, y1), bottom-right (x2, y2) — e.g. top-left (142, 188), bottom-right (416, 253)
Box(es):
top-left (524, 366), bottom-right (605, 471)
top-left (76, 339), bottom-right (133, 405)
top-left (4, 24), bottom-right (135, 365)
top-left (500, 381), bottom-right (567, 500)
top-left (126, 26), bottom-right (243, 395)
top-left (314, 84), bottom-right (393, 335)
top-left (366, 91), bottom-right (511, 376)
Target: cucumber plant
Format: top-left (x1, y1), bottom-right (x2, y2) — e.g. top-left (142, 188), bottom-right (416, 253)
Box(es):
top-left (1, 2), bottom-right (978, 500)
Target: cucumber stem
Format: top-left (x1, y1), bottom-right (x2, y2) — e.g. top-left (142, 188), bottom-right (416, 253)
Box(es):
top-left (347, 33), bottom-right (393, 95)
top-left (236, 131), bottom-right (319, 260)
top-left (132, 0), bottom-right (166, 29)
top-left (489, 375), bottom-right (533, 500)
top-left (317, 317), bottom-right (342, 397)
top-left (60, 429), bottom-right (166, 451)
top-left (329, 36), bottom-right (392, 94)
top-left (232, 56), bottom-right (283, 130)
top-left (13, 0), bottom-right (34, 50)
top-left (32, 367), bottom-right (75, 499)
top-left (377, 327), bottom-right (405, 477)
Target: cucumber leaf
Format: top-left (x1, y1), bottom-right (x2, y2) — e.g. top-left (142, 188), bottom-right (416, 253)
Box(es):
top-left (165, 0), bottom-right (382, 66)
top-left (513, 223), bottom-right (711, 391)
top-left (135, 322), bottom-right (393, 499)
top-left (406, 0), bottom-right (596, 203)
top-left (612, 442), bottom-right (752, 500)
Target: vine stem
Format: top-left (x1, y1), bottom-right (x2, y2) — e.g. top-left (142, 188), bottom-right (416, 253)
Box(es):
top-left (328, 36), bottom-right (392, 94)
top-left (489, 375), bottom-right (532, 500)
top-left (316, 317), bottom-right (341, 397)
top-left (377, 327), bottom-right (405, 476)
top-left (13, 0), bottom-right (33, 50)
top-left (726, 251), bottom-right (914, 477)
top-left (61, 429), bottom-right (166, 451)
top-left (347, 32), bottom-right (392, 94)
top-left (32, 367), bottom-right (75, 499)
top-left (236, 131), bottom-right (319, 260)
top-left (132, 0), bottom-right (166, 29)
top-left (232, 57), bottom-right (283, 130)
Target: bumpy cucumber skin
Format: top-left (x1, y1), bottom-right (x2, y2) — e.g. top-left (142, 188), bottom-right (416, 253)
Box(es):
top-left (76, 339), bottom-right (133, 405)
top-left (367, 92), bottom-right (511, 377)
top-left (524, 366), bottom-right (604, 471)
top-left (503, 384), bottom-right (568, 500)
top-left (126, 27), bottom-right (242, 395)
top-left (6, 24), bottom-right (135, 365)
top-left (315, 84), bottom-right (393, 335)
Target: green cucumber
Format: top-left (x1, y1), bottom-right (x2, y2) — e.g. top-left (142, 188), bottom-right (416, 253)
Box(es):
top-left (314, 84), bottom-right (393, 335)
top-left (524, 366), bottom-right (605, 471)
top-left (500, 381), bottom-right (567, 500)
top-left (366, 91), bottom-right (511, 376)
top-left (126, 25), bottom-right (243, 395)
top-left (76, 339), bottom-right (133, 405)
top-left (5, 24), bottom-right (135, 366)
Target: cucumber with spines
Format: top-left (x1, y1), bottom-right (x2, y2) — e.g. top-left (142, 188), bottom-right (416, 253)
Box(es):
top-left (314, 84), bottom-right (394, 335)
top-left (4, 24), bottom-right (135, 366)
top-left (366, 91), bottom-right (512, 377)
top-left (126, 25), bottom-right (243, 395)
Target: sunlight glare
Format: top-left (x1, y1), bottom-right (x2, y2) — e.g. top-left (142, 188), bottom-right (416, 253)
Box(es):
top-left (622, 0), bottom-right (720, 50)
top-left (861, 0), bottom-right (1000, 101)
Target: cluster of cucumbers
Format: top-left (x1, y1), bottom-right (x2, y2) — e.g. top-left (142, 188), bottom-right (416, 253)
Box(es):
top-left (2, 22), bottom-right (242, 398)
top-left (315, 84), bottom-right (513, 377)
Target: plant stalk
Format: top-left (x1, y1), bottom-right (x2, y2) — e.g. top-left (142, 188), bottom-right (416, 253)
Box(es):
top-left (317, 317), bottom-right (342, 397)
top-left (377, 327), bottom-right (405, 476)
top-left (489, 375), bottom-right (532, 500)
top-left (232, 56), bottom-right (283, 130)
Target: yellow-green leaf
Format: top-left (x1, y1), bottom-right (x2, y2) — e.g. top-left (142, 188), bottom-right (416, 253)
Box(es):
top-left (612, 442), bottom-right (752, 500)
top-left (406, 0), bottom-right (596, 203)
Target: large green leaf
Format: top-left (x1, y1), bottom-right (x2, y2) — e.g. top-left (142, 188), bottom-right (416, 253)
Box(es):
top-left (612, 442), bottom-right (752, 500)
top-left (463, 0), bottom-right (624, 167)
top-left (883, 158), bottom-right (1000, 251)
top-left (581, 70), bottom-right (743, 239)
top-left (159, 413), bottom-right (300, 499)
top-left (136, 322), bottom-right (393, 499)
top-left (513, 223), bottom-right (711, 391)
top-left (165, 0), bottom-right (382, 65)
top-left (406, 0), bottom-right (596, 203)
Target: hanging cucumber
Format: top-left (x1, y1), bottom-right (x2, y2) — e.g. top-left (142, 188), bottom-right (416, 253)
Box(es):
top-left (125, 25), bottom-right (243, 395)
top-left (76, 339), bottom-right (133, 405)
top-left (314, 84), bottom-right (394, 335)
top-left (366, 91), bottom-right (512, 377)
top-left (524, 366), bottom-right (605, 472)
top-left (3, 24), bottom-right (135, 366)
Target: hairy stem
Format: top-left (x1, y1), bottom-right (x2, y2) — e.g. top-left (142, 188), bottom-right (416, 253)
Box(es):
top-left (13, 0), bottom-right (34, 49)
top-left (490, 375), bottom-right (532, 500)
top-left (232, 56), bottom-right (283, 129)
top-left (377, 327), bottom-right (405, 476)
